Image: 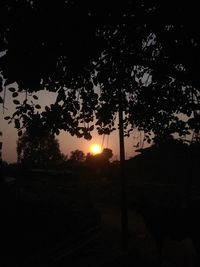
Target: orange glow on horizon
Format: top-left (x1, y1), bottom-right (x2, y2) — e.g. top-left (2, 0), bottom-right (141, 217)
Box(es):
top-left (90, 143), bottom-right (102, 155)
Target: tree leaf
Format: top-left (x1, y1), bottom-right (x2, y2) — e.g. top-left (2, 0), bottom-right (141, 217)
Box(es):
top-left (84, 132), bottom-right (92, 140)
top-left (33, 95), bottom-right (38, 100)
top-left (14, 119), bottom-right (20, 129)
top-left (18, 130), bottom-right (23, 136)
top-left (89, 125), bottom-right (94, 131)
top-left (35, 104), bottom-right (41, 109)
top-left (12, 92), bottom-right (19, 98)
top-left (13, 99), bottom-right (20, 105)
top-left (4, 116), bottom-right (10, 120)
top-left (45, 106), bottom-right (50, 112)
top-left (9, 87), bottom-right (16, 92)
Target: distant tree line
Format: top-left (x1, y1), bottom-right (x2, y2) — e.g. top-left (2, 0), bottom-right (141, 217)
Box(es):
top-left (16, 131), bottom-right (113, 169)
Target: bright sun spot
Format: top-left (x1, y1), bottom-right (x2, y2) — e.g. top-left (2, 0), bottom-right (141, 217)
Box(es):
top-left (90, 144), bottom-right (102, 155)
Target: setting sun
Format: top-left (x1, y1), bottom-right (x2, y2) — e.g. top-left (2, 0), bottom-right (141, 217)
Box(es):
top-left (90, 144), bottom-right (102, 155)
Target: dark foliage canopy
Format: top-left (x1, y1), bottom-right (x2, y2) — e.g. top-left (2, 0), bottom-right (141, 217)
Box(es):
top-left (86, 148), bottom-right (113, 167)
top-left (0, 1), bottom-right (200, 141)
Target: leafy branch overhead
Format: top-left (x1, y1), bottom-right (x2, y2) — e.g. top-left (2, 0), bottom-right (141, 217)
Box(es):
top-left (0, 1), bottom-right (200, 141)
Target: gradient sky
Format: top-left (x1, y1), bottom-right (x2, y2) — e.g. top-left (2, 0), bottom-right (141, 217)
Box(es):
top-left (1, 88), bottom-right (141, 163)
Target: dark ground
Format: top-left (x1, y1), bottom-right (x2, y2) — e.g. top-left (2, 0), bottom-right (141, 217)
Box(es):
top-left (1, 167), bottom-right (200, 267)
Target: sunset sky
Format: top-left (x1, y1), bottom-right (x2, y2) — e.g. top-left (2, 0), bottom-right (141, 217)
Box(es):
top-left (1, 88), bottom-right (141, 163)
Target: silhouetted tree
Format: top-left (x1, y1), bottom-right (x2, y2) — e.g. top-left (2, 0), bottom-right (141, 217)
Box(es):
top-left (69, 149), bottom-right (85, 163)
top-left (17, 131), bottom-right (65, 167)
top-left (85, 148), bottom-right (113, 168)
top-left (101, 148), bottom-right (113, 162)
top-left (0, 1), bottom-right (199, 142)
